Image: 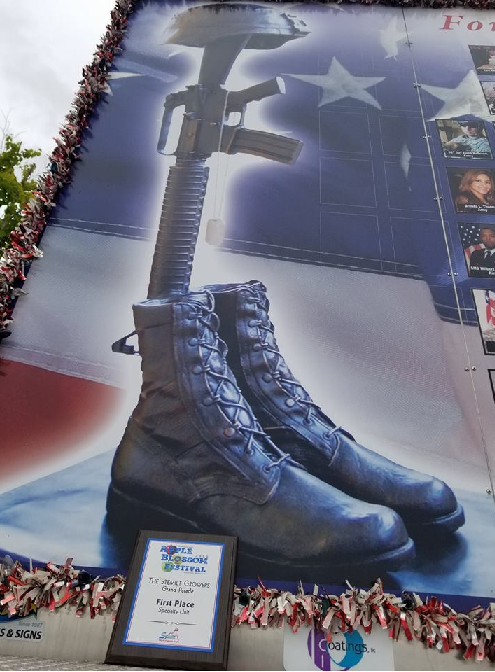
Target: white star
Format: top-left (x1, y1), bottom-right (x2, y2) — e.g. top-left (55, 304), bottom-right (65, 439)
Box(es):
top-left (165, 48), bottom-right (184, 59)
top-left (379, 16), bottom-right (408, 60)
top-left (284, 58), bottom-right (385, 109)
top-left (117, 58), bottom-right (178, 85)
top-left (400, 143), bottom-right (412, 180)
top-left (102, 72), bottom-right (142, 96)
top-left (421, 70), bottom-right (491, 121)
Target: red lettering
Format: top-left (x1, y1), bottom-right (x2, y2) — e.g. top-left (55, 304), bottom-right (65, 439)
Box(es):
top-left (468, 20), bottom-right (483, 31)
top-left (441, 14), bottom-right (463, 30)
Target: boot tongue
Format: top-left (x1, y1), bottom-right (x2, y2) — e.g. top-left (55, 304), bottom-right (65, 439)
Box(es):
top-left (185, 291), bottom-right (211, 305)
top-left (200, 280), bottom-right (266, 296)
top-left (248, 285), bottom-right (339, 431)
top-left (144, 291), bottom-right (214, 310)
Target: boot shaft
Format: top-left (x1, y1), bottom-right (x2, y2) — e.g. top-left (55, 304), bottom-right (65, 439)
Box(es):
top-left (206, 281), bottom-right (314, 415)
top-left (113, 291), bottom-right (288, 502)
top-left (206, 281), bottom-right (342, 464)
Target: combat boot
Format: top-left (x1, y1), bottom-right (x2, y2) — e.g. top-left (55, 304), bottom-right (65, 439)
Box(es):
top-left (207, 281), bottom-right (465, 536)
top-left (107, 292), bottom-right (414, 579)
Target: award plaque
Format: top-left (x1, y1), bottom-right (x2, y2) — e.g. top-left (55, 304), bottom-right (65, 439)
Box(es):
top-left (106, 530), bottom-right (237, 670)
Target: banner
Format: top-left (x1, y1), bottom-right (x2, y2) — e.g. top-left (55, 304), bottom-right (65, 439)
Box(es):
top-left (1, 1), bottom-right (494, 604)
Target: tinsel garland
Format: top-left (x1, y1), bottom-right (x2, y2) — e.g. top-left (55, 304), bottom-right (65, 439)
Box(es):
top-left (1, 558), bottom-right (495, 663)
top-left (0, 558), bottom-right (125, 620)
top-left (0, 0), bottom-right (134, 335)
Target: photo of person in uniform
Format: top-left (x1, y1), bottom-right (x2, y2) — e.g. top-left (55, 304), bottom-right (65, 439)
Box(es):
top-left (459, 223), bottom-right (495, 277)
top-left (436, 119), bottom-right (491, 159)
top-left (469, 45), bottom-right (495, 75)
top-left (481, 82), bottom-right (495, 115)
top-left (472, 288), bottom-right (495, 354)
top-left (448, 168), bottom-right (495, 213)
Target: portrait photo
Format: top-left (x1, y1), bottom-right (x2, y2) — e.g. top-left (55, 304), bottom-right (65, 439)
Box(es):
top-left (448, 167), bottom-right (495, 213)
top-left (481, 81), bottom-right (495, 115)
top-left (469, 44), bottom-right (495, 75)
top-left (459, 222), bottom-right (495, 277)
top-left (436, 119), bottom-right (492, 159)
top-left (472, 289), bottom-right (495, 354)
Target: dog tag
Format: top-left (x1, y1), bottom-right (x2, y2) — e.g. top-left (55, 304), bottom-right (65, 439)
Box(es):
top-left (205, 218), bottom-right (225, 246)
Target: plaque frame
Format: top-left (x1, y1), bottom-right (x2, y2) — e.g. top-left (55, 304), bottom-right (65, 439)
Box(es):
top-left (105, 530), bottom-right (237, 671)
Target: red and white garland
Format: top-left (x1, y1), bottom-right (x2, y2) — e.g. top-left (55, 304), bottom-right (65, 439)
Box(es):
top-left (233, 582), bottom-right (495, 663)
top-left (1, 558), bottom-right (495, 663)
top-left (0, 558), bottom-right (125, 620)
top-left (0, 0), bottom-right (134, 334)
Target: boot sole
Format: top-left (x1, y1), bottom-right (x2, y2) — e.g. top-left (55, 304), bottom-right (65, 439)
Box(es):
top-left (106, 484), bottom-right (415, 580)
top-left (406, 503), bottom-right (465, 536)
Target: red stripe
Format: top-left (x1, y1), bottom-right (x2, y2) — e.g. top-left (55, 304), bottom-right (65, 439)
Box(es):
top-left (0, 359), bottom-right (122, 482)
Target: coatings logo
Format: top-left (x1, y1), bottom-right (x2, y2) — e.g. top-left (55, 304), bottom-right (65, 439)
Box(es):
top-left (307, 629), bottom-right (370, 671)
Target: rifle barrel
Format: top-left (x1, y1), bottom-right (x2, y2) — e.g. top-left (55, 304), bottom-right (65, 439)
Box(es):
top-left (147, 158), bottom-right (209, 298)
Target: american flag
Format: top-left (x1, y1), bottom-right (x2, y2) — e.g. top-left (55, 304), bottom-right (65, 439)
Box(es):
top-left (486, 290), bottom-right (495, 326)
top-left (458, 223), bottom-right (485, 263)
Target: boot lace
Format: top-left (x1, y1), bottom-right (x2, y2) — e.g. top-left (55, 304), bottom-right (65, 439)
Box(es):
top-left (242, 284), bottom-right (344, 433)
top-left (185, 292), bottom-right (294, 470)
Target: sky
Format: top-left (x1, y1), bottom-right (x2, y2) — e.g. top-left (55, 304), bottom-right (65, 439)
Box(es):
top-left (0, 0), bottom-right (115, 167)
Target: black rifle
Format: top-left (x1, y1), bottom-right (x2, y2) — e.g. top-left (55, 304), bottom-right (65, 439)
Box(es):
top-left (113, 3), bottom-right (308, 355)
top-left (148, 3), bottom-right (308, 298)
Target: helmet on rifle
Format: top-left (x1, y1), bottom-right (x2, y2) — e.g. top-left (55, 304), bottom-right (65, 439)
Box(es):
top-left (166, 3), bottom-right (308, 49)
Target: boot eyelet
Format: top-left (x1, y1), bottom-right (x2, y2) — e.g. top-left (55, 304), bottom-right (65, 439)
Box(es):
top-left (224, 427), bottom-right (236, 437)
top-left (285, 398), bottom-right (296, 407)
top-left (303, 417), bottom-right (312, 425)
top-left (262, 373), bottom-right (273, 383)
top-left (245, 447), bottom-right (255, 456)
top-left (203, 396), bottom-right (214, 406)
top-left (262, 464), bottom-right (272, 473)
top-left (252, 343), bottom-right (262, 352)
top-left (192, 365), bottom-right (203, 375)
top-left (189, 338), bottom-right (198, 346)
top-left (323, 431), bottom-right (334, 440)
top-left (248, 319), bottom-right (258, 327)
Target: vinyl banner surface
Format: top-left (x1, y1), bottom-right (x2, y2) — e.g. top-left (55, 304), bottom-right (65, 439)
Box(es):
top-left (1, 1), bottom-right (495, 603)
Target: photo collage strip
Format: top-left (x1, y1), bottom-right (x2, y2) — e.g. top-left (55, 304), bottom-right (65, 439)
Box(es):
top-left (440, 45), bottom-right (495, 396)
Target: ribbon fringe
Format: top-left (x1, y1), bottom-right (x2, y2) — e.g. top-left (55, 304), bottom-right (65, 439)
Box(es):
top-left (1, 559), bottom-right (495, 663)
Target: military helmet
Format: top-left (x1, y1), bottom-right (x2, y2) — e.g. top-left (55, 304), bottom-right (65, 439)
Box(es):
top-left (166, 3), bottom-right (308, 49)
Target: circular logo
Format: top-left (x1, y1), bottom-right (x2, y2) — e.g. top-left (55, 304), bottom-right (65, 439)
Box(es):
top-left (307, 629), bottom-right (366, 671)
top-left (172, 554), bottom-right (182, 565)
top-left (162, 561), bottom-right (174, 572)
top-left (165, 545), bottom-right (177, 555)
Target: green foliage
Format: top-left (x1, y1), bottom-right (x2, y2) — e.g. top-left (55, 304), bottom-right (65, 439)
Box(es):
top-left (0, 135), bottom-right (41, 249)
